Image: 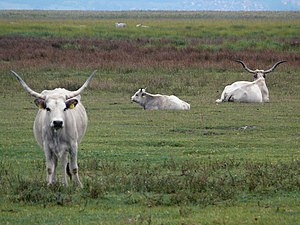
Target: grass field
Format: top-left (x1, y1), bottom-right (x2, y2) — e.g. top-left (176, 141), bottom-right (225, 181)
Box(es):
top-left (0, 10), bottom-right (300, 224)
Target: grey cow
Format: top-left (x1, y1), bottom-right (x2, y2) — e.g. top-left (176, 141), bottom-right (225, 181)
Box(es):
top-left (131, 88), bottom-right (190, 110)
top-left (216, 60), bottom-right (286, 103)
top-left (11, 70), bottom-right (96, 188)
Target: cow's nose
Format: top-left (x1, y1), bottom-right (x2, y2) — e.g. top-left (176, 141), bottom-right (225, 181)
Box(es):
top-left (53, 120), bottom-right (63, 129)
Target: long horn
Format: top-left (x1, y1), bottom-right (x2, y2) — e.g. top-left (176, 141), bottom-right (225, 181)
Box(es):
top-left (66, 70), bottom-right (97, 99)
top-left (11, 70), bottom-right (44, 99)
top-left (234, 60), bottom-right (256, 74)
top-left (264, 60), bottom-right (287, 74)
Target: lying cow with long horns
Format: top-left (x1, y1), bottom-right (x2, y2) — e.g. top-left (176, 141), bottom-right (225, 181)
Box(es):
top-left (216, 60), bottom-right (286, 103)
top-left (11, 70), bottom-right (97, 188)
top-left (131, 88), bottom-right (190, 110)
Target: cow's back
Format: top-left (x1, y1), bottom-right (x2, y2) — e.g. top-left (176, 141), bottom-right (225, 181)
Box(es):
top-left (167, 95), bottom-right (190, 109)
top-left (143, 93), bottom-right (189, 110)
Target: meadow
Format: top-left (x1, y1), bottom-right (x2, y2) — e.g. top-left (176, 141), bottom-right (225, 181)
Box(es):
top-left (0, 10), bottom-right (300, 224)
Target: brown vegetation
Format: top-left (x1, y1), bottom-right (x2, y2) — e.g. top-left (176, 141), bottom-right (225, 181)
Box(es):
top-left (0, 36), bottom-right (298, 72)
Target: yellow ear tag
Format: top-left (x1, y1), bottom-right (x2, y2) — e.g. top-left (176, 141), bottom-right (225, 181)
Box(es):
top-left (69, 103), bottom-right (75, 109)
top-left (38, 102), bottom-right (44, 109)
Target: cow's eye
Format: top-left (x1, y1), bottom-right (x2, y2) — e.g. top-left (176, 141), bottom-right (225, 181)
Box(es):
top-left (64, 108), bottom-right (68, 111)
top-left (46, 107), bottom-right (51, 112)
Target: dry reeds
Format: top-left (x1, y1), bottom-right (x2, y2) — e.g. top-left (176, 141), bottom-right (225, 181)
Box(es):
top-left (0, 36), bottom-right (298, 71)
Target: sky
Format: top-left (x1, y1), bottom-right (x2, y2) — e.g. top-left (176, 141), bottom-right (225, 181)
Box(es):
top-left (0, 0), bottom-right (299, 11)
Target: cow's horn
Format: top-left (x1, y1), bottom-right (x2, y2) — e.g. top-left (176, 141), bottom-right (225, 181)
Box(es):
top-left (234, 60), bottom-right (256, 74)
top-left (11, 71), bottom-right (44, 99)
top-left (66, 70), bottom-right (97, 99)
top-left (264, 60), bottom-right (287, 74)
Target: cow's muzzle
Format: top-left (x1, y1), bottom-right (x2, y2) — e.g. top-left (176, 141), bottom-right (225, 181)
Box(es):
top-left (52, 120), bottom-right (63, 129)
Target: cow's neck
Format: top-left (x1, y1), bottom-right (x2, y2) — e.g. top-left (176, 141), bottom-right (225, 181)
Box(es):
top-left (45, 129), bottom-right (68, 157)
top-left (143, 94), bottom-right (154, 108)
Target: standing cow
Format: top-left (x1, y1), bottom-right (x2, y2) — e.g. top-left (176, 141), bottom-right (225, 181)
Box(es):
top-left (11, 70), bottom-right (97, 188)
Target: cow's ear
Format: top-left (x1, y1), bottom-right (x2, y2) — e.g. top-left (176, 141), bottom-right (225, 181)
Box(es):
top-left (34, 98), bottom-right (46, 109)
top-left (65, 99), bottom-right (78, 110)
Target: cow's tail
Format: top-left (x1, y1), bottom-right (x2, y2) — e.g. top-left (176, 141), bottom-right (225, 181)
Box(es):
top-left (66, 163), bottom-right (72, 181)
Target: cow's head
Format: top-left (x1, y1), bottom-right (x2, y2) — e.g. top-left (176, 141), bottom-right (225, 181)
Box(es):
top-left (234, 60), bottom-right (287, 80)
top-left (11, 70), bottom-right (96, 130)
top-left (131, 88), bottom-right (147, 104)
top-left (34, 96), bottom-right (78, 129)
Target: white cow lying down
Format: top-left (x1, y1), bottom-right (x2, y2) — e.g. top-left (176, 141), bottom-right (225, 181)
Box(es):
top-left (115, 22), bottom-right (127, 28)
top-left (216, 78), bottom-right (267, 103)
top-left (131, 88), bottom-right (190, 110)
top-left (216, 60), bottom-right (286, 103)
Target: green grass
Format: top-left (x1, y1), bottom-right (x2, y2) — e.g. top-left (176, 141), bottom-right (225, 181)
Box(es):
top-left (0, 11), bottom-right (299, 51)
top-left (1, 67), bottom-right (300, 224)
top-left (0, 10), bottom-right (300, 224)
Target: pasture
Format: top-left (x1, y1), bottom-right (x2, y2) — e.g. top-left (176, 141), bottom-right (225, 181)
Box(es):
top-left (0, 11), bottom-right (300, 224)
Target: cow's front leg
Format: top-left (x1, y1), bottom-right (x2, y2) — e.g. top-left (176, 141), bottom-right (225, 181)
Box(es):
top-left (61, 151), bottom-right (68, 187)
top-left (70, 143), bottom-right (83, 188)
top-left (52, 156), bottom-right (58, 184)
top-left (44, 149), bottom-right (57, 185)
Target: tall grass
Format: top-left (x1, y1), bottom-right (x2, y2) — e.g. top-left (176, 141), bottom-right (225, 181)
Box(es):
top-left (1, 158), bottom-right (300, 206)
top-left (0, 36), bottom-right (298, 76)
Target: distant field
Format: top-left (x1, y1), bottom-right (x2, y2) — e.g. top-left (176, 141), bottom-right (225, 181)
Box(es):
top-left (0, 11), bottom-right (299, 51)
top-left (1, 10), bottom-right (300, 19)
top-left (0, 10), bottom-right (300, 224)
